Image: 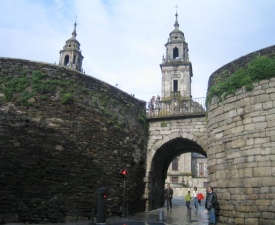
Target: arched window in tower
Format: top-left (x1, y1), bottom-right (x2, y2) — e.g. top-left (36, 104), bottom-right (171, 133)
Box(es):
top-left (64, 55), bottom-right (69, 66)
top-left (73, 55), bottom-right (76, 64)
top-left (173, 47), bottom-right (179, 59)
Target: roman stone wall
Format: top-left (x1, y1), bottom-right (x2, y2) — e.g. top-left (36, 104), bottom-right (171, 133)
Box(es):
top-left (0, 58), bottom-right (148, 223)
top-left (207, 49), bottom-right (275, 224)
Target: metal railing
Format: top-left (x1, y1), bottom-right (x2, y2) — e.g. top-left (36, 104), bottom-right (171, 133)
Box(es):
top-left (146, 97), bottom-right (206, 118)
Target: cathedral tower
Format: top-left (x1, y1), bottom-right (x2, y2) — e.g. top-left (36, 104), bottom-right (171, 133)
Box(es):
top-left (160, 12), bottom-right (193, 99)
top-left (59, 22), bottom-right (84, 72)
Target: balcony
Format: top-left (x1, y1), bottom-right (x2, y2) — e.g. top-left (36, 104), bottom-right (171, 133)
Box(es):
top-left (146, 97), bottom-right (206, 118)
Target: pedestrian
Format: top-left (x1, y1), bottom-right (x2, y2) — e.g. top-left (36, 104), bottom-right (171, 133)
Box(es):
top-left (185, 191), bottom-right (192, 209)
top-left (155, 95), bottom-right (160, 109)
top-left (149, 96), bottom-right (155, 115)
top-left (164, 184), bottom-right (173, 210)
top-left (192, 186), bottom-right (199, 210)
top-left (205, 186), bottom-right (217, 225)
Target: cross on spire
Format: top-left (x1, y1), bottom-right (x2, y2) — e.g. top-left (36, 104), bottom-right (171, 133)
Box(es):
top-left (174, 5), bottom-right (179, 28)
top-left (72, 14), bottom-right (77, 38)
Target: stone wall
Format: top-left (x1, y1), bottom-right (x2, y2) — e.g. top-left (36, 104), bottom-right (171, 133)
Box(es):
top-left (207, 49), bottom-right (275, 224)
top-left (0, 58), bottom-right (148, 223)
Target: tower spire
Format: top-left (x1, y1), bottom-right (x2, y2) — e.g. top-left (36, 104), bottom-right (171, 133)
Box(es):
top-left (174, 5), bottom-right (179, 29)
top-left (59, 15), bottom-right (84, 72)
top-left (72, 15), bottom-right (77, 38)
top-left (160, 10), bottom-right (192, 99)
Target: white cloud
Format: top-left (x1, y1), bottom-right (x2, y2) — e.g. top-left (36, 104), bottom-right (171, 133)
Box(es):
top-left (0, 0), bottom-right (274, 102)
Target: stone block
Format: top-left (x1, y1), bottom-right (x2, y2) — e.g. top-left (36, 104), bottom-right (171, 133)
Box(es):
top-left (228, 178), bottom-right (244, 187)
top-left (262, 212), bottom-right (275, 219)
top-left (235, 217), bottom-right (244, 224)
top-left (255, 121), bottom-right (267, 130)
top-left (262, 177), bottom-right (275, 186)
top-left (244, 105), bottom-right (255, 113)
top-left (263, 101), bottom-right (273, 110)
top-left (259, 219), bottom-right (275, 225)
top-left (228, 109), bottom-right (237, 118)
top-left (244, 177), bottom-right (261, 187)
top-left (215, 170), bottom-right (226, 179)
top-left (260, 187), bottom-right (270, 193)
top-left (232, 125), bottom-right (244, 133)
top-left (252, 116), bottom-right (266, 122)
top-left (253, 167), bottom-right (271, 177)
top-left (2, 214), bottom-right (19, 223)
top-left (260, 147), bottom-right (271, 155)
top-left (257, 94), bottom-right (270, 102)
top-left (245, 218), bottom-right (259, 225)
top-left (246, 194), bottom-right (258, 200)
top-left (256, 200), bottom-right (271, 206)
top-left (244, 123), bottom-right (255, 131)
top-left (254, 137), bottom-right (270, 144)
top-left (238, 168), bottom-right (253, 178)
top-left (257, 205), bottom-right (269, 212)
top-left (258, 160), bottom-right (272, 166)
top-left (243, 117), bottom-right (253, 124)
top-left (232, 138), bottom-right (246, 148)
top-left (237, 205), bottom-right (251, 212)
top-left (236, 211), bottom-right (247, 218)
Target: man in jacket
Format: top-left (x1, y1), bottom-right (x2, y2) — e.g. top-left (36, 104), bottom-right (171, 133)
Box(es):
top-left (164, 184), bottom-right (173, 209)
top-left (205, 186), bottom-right (217, 225)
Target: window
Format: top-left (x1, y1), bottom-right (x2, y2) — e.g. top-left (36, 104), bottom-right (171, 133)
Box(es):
top-left (173, 47), bottom-right (179, 58)
top-left (199, 163), bottom-right (204, 176)
top-left (173, 80), bottom-right (178, 92)
top-left (64, 55), bottom-right (69, 66)
top-left (171, 177), bottom-right (178, 183)
top-left (172, 158), bottom-right (178, 170)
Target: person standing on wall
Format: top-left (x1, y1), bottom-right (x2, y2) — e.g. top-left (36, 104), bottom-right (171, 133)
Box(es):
top-left (205, 186), bottom-right (217, 225)
top-left (149, 96), bottom-right (155, 116)
top-left (164, 184), bottom-right (173, 210)
top-left (192, 186), bottom-right (199, 210)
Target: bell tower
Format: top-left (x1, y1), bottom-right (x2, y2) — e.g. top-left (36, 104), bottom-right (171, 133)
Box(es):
top-left (160, 12), bottom-right (193, 99)
top-left (59, 21), bottom-right (84, 72)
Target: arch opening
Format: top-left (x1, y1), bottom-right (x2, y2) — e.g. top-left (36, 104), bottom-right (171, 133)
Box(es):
top-left (148, 137), bottom-right (207, 210)
top-left (64, 55), bottom-right (69, 65)
top-left (173, 47), bottom-right (179, 58)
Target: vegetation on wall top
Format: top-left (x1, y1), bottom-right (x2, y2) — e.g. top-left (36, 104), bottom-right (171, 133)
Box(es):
top-left (0, 69), bottom-right (146, 131)
top-left (207, 55), bottom-right (275, 104)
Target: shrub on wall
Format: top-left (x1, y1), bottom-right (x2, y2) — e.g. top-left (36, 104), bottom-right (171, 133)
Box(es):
top-left (207, 55), bottom-right (275, 104)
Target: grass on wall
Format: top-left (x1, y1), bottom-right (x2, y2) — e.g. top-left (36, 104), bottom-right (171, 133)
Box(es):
top-left (0, 69), bottom-right (146, 132)
top-left (207, 55), bottom-right (275, 104)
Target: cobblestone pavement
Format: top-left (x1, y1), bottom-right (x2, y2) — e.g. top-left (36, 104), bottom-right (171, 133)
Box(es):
top-left (5, 197), bottom-right (226, 225)
top-left (106, 197), bottom-right (226, 225)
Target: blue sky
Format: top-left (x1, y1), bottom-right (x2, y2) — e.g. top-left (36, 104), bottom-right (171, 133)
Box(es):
top-left (0, 0), bottom-right (274, 102)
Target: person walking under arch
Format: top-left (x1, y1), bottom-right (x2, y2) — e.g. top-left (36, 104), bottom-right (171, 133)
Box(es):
top-left (192, 186), bottom-right (199, 210)
top-left (164, 184), bottom-right (173, 210)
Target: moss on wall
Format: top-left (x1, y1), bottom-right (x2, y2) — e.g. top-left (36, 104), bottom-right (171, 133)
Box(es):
top-left (207, 55), bottom-right (275, 104)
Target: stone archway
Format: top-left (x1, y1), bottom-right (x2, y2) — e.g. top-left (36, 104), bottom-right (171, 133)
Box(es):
top-left (144, 118), bottom-right (207, 211)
